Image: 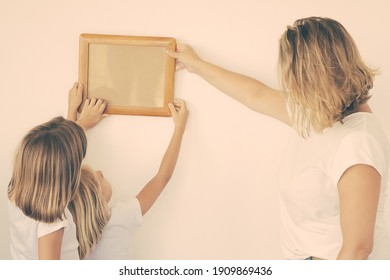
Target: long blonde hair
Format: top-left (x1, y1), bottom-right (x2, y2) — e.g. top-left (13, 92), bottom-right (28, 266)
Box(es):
top-left (8, 116), bottom-right (87, 223)
top-left (68, 165), bottom-right (110, 259)
top-left (278, 17), bottom-right (376, 136)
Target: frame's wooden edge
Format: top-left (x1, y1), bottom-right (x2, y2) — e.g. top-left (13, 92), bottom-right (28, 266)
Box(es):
top-left (77, 36), bottom-right (89, 113)
top-left (79, 33), bottom-right (175, 47)
top-left (106, 106), bottom-right (171, 117)
top-left (164, 38), bottom-right (176, 110)
top-left (77, 33), bottom-right (176, 117)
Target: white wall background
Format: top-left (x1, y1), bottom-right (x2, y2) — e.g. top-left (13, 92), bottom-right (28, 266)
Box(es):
top-left (1, 0), bottom-right (389, 259)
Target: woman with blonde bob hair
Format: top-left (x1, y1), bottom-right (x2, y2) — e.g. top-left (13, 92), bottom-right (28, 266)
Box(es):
top-left (167, 17), bottom-right (390, 259)
top-left (278, 17), bottom-right (374, 136)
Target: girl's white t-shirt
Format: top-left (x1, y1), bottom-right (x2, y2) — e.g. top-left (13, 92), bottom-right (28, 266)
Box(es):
top-left (278, 112), bottom-right (390, 260)
top-left (85, 198), bottom-right (143, 260)
top-left (8, 201), bottom-right (79, 259)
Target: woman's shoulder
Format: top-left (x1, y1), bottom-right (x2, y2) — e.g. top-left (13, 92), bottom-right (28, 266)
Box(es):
top-left (337, 113), bottom-right (388, 140)
top-left (332, 112), bottom-right (389, 168)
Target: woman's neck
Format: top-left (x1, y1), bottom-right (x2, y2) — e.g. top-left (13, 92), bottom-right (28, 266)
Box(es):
top-left (356, 103), bottom-right (372, 113)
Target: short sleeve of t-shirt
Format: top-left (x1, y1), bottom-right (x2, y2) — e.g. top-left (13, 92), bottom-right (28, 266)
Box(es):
top-left (37, 217), bottom-right (70, 238)
top-left (330, 130), bottom-right (388, 187)
top-left (109, 198), bottom-right (143, 231)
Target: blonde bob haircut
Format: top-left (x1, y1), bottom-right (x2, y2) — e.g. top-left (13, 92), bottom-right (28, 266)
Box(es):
top-left (68, 165), bottom-right (110, 259)
top-left (278, 17), bottom-right (376, 136)
top-left (8, 116), bottom-right (87, 223)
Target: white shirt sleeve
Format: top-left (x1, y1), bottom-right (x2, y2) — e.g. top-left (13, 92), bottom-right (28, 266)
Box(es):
top-left (37, 218), bottom-right (69, 238)
top-left (109, 198), bottom-right (143, 231)
top-left (330, 130), bottom-right (387, 187)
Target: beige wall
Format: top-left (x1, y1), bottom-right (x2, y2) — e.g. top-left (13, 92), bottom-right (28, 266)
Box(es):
top-left (1, 0), bottom-right (389, 259)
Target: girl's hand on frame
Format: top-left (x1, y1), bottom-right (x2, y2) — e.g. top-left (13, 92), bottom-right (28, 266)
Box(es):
top-left (167, 43), bottom-right (202, 73)
top-left (76, 98), bottom-right (108, 130)
top-left (68, 82), bottom-right (83, 121)
top-left (169, 99), bottom-right (189, 133)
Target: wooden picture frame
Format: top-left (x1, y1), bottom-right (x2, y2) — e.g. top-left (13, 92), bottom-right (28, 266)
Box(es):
top-left (78, 33), bottom-right (176, 116)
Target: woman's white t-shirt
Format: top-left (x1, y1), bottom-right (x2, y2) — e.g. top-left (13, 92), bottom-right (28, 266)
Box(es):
top-left (8, 201), bottom-right (79, 259)
top-left (85, 198), bottom-right (143, 260)
top-left (278, 112), bottom-right (390, 259)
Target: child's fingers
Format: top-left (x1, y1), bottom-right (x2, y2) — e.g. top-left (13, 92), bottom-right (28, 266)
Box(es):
top-left (97, 100), bottom-right (107, 113)
top-left (174, 99), bottom-right (186, 110)
top-left (94, 98), bottom-right (103, 107)
top-left (77, 84), bottom-right (83, 96)
top-left (83, 99), bottom-right (91, 107)
top-left (168, 103), bottom-right (177, 116)
top-left (89, 98), bottom-right (97, 106)
top-left (173, 103), bottom-right (181, 111)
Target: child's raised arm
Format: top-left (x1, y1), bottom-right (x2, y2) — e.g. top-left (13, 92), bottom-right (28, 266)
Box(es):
top-left (136, 99), bottom-right (189, 215)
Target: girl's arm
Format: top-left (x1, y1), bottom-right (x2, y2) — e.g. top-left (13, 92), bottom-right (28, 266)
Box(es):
top-left (337, 164), bottom-right (380, 259)
top-left (136, 99), bottom-right (189, 215)
top-left (38, 228), bottom-right (64, 260)
top-left (67, 82), bottom-right (108, 130)
top-left (167, 44), bottom-right (291, 126)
